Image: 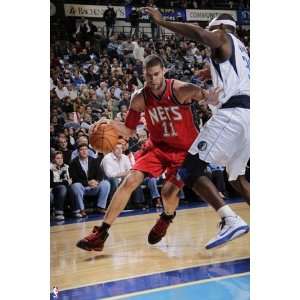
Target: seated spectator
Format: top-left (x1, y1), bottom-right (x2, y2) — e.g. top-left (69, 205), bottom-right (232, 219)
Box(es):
top-left (144, 177), bottom-right (163, 208)
top-left (57, 137), bottom-right (72, 165)
top-left (66, 83), bottom-right (78, 100)
top-left (101, 143), bottom-right (145, 209)
top-left (118, 90), bottom-right (131, 110)
top-left (55, 81), bottom-right (69, 100)
top-left (71, 70), bottom-right (86, 88)
top-left (71, 135), bottom-right (97, 160)
top-left (69, 144), bottom-right (111, 217)
top-left (116, 105), bottom-right (128, 122)
top-left (50, 151), bottom-right (72, 220)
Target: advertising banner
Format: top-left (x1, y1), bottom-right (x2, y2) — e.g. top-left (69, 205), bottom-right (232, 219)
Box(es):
top-left (125, 6), bottom-right (186, 22)
top-left (186, 9), bottom-right (237, 21)
top-left (64, 4), bottom-right (126, 19)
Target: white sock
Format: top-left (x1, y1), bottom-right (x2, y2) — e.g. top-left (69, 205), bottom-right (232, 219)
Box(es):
top-left (217, 205), bottom-right (236, 219)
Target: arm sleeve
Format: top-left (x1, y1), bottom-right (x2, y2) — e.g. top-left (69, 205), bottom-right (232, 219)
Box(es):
top-left (124, 108), bottom-right (141, 130)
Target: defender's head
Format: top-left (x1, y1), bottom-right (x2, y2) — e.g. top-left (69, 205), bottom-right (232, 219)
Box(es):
top-left (208, 14), bottom-right (236, 33)
top-left (143, 54), bottom-right (165, 91)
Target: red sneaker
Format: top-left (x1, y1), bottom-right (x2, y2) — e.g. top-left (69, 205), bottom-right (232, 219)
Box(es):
top-left (148, 212), bottom-right (176, 245)
top-left (76, 226), bottom-right (109, 251)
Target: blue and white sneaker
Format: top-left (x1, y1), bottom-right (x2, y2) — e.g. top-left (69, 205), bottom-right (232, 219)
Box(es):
top-left (205, 216), bottom-right (249, 249)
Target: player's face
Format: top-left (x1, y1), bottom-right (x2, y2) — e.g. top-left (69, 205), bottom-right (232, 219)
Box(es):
top-left (144, 65), bottom-right (164, 91)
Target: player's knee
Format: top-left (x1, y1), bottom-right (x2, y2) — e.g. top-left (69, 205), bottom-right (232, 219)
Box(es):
top-left (161, 183), bottom-right (178, 200)
top-left (122, 172), bottom-right (142, 192)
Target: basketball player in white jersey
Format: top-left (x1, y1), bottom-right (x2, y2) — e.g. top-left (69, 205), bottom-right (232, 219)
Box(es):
top-left (145, 8), bottom-right (250, 249)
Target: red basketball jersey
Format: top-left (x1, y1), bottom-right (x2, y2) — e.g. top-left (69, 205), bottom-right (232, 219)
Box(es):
top-left (143, 79), bottom-right (199, 151)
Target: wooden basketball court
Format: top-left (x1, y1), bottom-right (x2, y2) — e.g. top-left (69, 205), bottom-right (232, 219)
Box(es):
top-left (51, 202), bottom-right (250, 299)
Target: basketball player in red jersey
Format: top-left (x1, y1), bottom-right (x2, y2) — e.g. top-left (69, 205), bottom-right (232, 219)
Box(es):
top-left (76, 54), bottom-right (221, 251)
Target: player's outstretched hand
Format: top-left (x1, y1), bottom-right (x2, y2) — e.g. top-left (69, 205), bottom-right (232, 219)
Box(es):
top-left (144, 7), bottom-right (163, 24)
top-left (204, 87), bottom-right (223, 106)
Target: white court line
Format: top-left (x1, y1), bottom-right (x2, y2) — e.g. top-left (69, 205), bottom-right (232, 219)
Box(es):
top-left (59, 256), bottom-right (249, 291)
top-left (102, 272), bottom-right (250, 300)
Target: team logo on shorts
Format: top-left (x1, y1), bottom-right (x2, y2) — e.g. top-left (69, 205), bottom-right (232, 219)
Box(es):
top-left (197, 141), bottom-right (208, 151)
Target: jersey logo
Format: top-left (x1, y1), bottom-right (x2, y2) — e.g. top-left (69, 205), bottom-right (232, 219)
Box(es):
top-left (148, 106), bottom-right (182, 125)
top-left (198, 141), bottom-right (208, 151)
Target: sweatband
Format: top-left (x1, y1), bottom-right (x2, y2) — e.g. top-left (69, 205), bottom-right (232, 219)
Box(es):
top-left (125, 108), bottom-right (141, 130)
top-left (208, 19), bottom-right (236, 29)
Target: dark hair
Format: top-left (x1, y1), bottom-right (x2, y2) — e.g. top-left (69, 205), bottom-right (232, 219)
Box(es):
top-left (143, 54), bottom-right (164, 69)
top-left (216, 14), bottom-right (235, 21)
top-left (77, 143), bottom-right (89, 150)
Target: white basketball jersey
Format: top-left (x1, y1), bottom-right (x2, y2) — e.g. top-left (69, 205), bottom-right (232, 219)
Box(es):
top-left (209, 33), bottom-right (250, 104)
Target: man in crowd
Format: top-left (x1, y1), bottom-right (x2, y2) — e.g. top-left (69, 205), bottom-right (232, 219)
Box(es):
top-left (101, 143), bottom-right (145, 209)
top-left (103, 5), bottom-right (117, 38)
top-left (69, 144), bottom-right (111, 217)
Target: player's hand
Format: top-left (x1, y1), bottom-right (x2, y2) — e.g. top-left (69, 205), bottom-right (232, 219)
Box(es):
top-left (198, 68), bottom-right (211, 81)
top-left (203, 87), bottom-right (223, 106)
top-left (144, 6), bottom-right (163, 24)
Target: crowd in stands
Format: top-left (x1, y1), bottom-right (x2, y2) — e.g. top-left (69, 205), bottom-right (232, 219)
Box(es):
top-left (50, 3), bottom-right (250, 221)
top-left (63, 0), bottom-right (249, 10)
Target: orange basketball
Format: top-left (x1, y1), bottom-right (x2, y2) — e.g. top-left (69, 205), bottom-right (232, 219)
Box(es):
top-left (89, 123), bottom-right (119, 154)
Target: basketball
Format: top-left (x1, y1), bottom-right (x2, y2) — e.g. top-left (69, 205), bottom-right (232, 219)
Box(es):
top-left (89, 123), bottom-right (119, 154)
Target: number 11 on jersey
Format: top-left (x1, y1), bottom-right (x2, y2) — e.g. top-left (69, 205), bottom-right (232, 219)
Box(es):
top-left (162, 121), bottom-right (177, 137)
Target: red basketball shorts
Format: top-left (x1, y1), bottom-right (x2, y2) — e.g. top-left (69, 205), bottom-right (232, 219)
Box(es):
top-left (132, 143), bottom-right (186, 188)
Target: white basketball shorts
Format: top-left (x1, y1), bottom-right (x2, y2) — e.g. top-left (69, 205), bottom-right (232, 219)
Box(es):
top-left (189, 107), bottom-right (250, 181)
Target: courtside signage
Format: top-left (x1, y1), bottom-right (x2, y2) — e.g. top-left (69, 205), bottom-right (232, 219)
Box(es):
top-left (186, 9), bottom-right (237, 21)
top-left (64, 4), bottom-right (126, 19)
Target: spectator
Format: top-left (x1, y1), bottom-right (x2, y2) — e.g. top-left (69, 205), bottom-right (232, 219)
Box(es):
top-left (101, 143), bottom-right (145, 209)
top-left (132, 40), bottom-right (145, 62)
top-left (71, 136), bottom-right (97, 160)
top-left (116, 104), bottom-right (128, 122)
top-left (66, 83), bottom-right (78, 100)
top-left (103, 5), bottom-right (117, 38)
top-left (71, 70), bottom-right (86, 89)
top-left (57, 137), bottom-right (72, 165)
top-left (55, 81), bottom-right (69, 100)
top-left (50, 151), bottom-right (72, 220)
top-left (129, 7), bottom-right (141, 39)
top-left (61, 96), bottom-right (73, 114)
top-left (144, 177), bottom-right (163, 208)
top-left (118, 90), bottom-right (131, 109)
top-left (69, 144), bottom-right (111, 217)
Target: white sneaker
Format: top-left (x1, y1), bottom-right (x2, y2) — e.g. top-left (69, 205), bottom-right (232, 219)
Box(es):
top-left (205, 216), bottom-right (249, 249)
top-left (55, 214), bottom-right (65, 221)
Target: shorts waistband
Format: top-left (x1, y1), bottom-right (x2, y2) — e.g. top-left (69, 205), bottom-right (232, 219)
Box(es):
top-left (221, 95), bottom-right (250, 109)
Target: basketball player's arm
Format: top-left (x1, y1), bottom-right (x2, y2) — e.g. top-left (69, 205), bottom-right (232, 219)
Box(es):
top-left (110, 91), bottom-right (145, 138)
top-left (175, 82), bottom-right (222, 106)
top-left (144, 7), bottom-right (225, 48)
top-left (92, 93), bottom-right (144, 138)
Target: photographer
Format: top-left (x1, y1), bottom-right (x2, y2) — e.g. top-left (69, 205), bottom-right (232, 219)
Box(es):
top-left (103, 5), bottom-right (117, 38)
top-left (129, 7), bottom-right (141, 39)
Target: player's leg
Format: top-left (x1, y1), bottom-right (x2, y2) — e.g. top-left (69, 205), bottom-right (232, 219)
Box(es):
top-left (227, 136), bottom-right (250, 205)
top-left (147, 151), bottom-right (186, 244)
top-left (179, 153), bottom-right (249, 249)
top-left (229, 175), bottom-right (250, 205)
top-left (148, 180), bottom-right (180, 244)
top-left (76, 170), bottom-right (145, 251)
